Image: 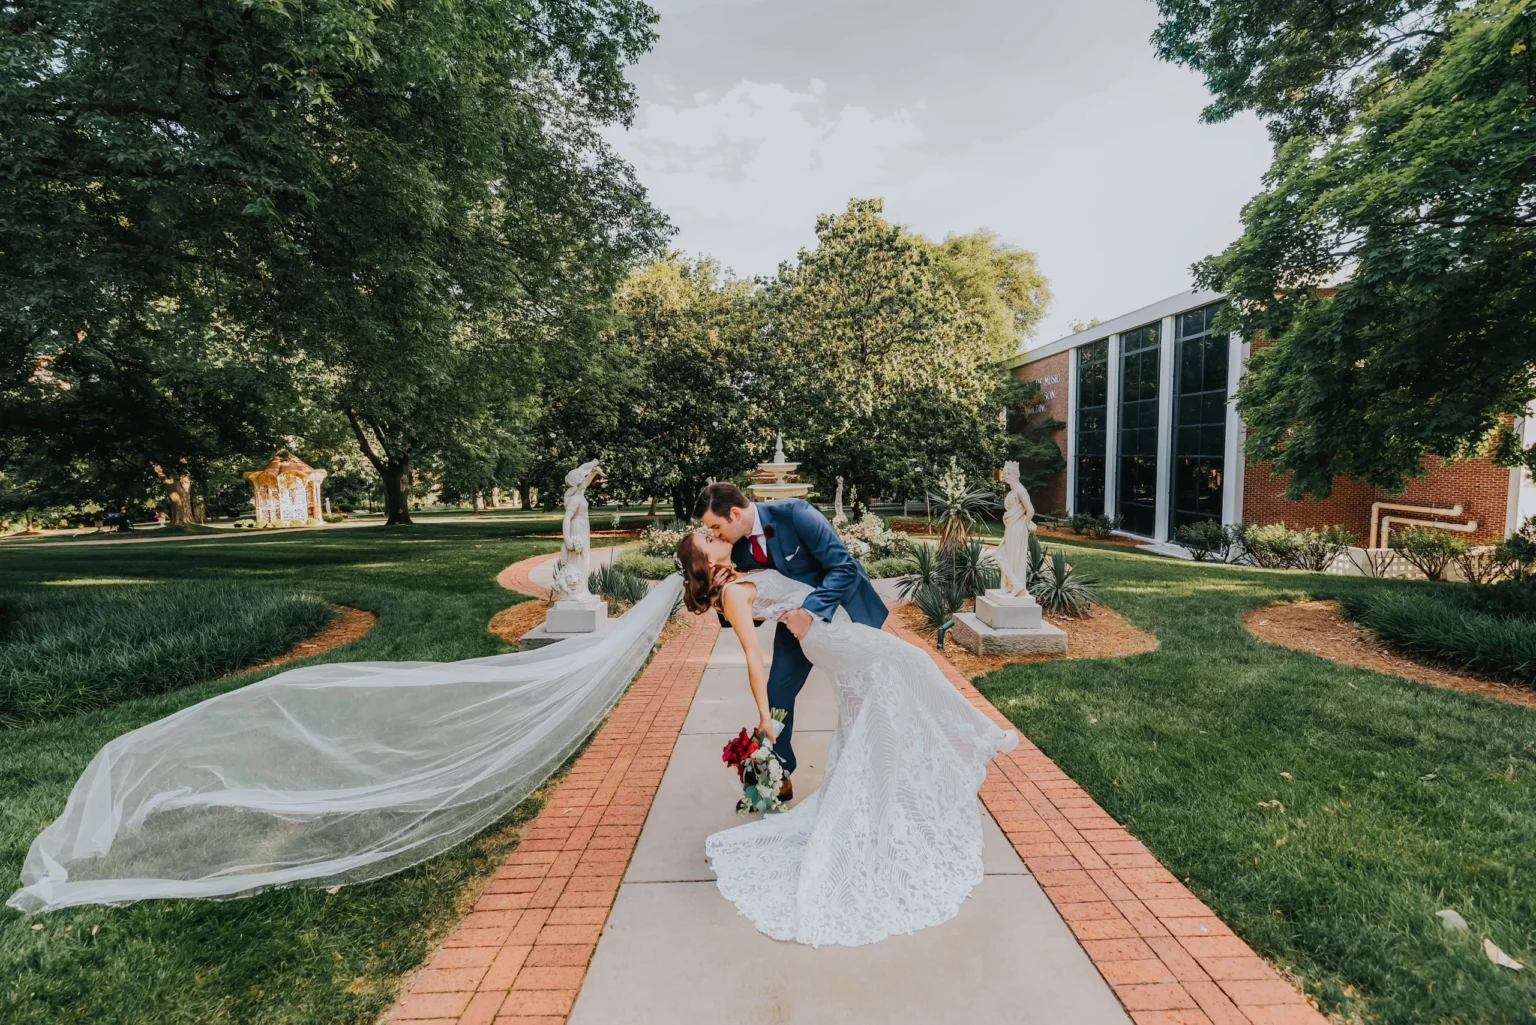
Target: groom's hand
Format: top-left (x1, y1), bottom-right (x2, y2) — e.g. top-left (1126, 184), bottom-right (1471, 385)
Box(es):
top-left (783, 607), bottom-right (814, 639)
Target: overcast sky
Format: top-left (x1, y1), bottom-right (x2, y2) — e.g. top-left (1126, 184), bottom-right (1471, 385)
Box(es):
top-left (604, 0), bottom-right (1274, 347)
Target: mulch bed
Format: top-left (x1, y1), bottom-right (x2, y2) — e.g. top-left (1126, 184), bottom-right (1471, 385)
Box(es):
top-left (242, 605), bottom-right (377, 674)
top-left (490, 598), bottom-right (691, 648)
top-left (1032, 524), bottom-right (1145, 548)
top-left (1243, 599), bottom-right (1536, 710)
top-left (893, 600), bottom-right (1158, 679)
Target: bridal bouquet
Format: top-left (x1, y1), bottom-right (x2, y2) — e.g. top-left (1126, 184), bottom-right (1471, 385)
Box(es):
top-left (722, 709), bottom-right (788, 815)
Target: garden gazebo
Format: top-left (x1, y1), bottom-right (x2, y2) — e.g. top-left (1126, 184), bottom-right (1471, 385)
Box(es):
top-left (244, 449), bottom-right (327, 527)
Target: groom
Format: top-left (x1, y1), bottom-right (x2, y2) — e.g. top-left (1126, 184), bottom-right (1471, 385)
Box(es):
top-left (695, 482), bottom-right (887, 799)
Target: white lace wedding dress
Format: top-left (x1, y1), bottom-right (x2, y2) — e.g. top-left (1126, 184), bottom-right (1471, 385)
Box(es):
top-left (704, 570), bottom-right (1017, 947)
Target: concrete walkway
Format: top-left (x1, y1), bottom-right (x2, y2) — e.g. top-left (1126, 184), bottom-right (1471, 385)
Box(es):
top-left (566, 620), bottom-right (1131, 1025)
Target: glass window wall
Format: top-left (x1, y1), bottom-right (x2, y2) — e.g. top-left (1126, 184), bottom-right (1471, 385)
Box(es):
top-left (1117, 322), bottom-right (1160, 536)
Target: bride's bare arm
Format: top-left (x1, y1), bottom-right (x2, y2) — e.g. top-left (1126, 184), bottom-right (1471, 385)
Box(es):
top-left (720, 582), bottom-right (774, 734)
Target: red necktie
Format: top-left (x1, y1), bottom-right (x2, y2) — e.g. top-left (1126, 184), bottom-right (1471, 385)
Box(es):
top-left (751, 535), bottom-right (768, 565)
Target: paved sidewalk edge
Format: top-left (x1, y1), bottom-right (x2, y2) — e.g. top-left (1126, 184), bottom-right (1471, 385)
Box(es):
top-left (883, 614), bottom-right (1327, 1025)
top-left (385, 609), bottom-right (720, 1025)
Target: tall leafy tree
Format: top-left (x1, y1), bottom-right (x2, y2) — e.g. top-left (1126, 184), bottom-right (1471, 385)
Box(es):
top-left (1, 0), bottom-right (667, 524)
top-left (762, 199), bottom-right (1023, 502)
top-left (528, 254), bottom-right (761, 518)
top-left (1155, 0), bottom-right (1536, 498)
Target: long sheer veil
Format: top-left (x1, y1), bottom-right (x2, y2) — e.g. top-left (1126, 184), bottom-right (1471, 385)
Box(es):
top-left (8, 575), bottom-right (684, 913)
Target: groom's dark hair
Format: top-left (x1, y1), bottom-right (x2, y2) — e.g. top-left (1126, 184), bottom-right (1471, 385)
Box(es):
top-left (695, 482), bottom-right (751, 520)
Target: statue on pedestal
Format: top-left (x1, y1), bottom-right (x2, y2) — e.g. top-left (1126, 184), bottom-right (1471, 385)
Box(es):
top-left (833, 476), bottom-right (846, 524)
top-left (553, 459), bottom-right (604, 601)
top-left (995, 461), bottom-right (1037, 597)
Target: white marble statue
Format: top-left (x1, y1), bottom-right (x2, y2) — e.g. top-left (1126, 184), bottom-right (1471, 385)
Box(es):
top-left (773, 432), bottom-right (787, 463)
top-left (553, 459), bottom-right (603, 601)
top-left (833, 476), bottom-right (846, 524)
top-left (996, 461), bottom-right (1037, 597)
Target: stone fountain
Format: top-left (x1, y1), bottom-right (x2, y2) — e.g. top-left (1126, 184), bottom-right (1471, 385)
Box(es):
top-left (747, 433), bottom-right (811, 502)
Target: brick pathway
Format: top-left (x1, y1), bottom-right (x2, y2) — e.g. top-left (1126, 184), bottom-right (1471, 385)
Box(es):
top-left (385, 581), bottom-right (718, 1025)
top-left (883, 616), bottom-right (1328, 1025)
top-left (390, 548), bottom-right (1324, 1025)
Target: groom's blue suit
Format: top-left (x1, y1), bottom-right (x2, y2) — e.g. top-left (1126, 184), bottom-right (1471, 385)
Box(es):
top-left (730, 499), bottom-right (886, 775)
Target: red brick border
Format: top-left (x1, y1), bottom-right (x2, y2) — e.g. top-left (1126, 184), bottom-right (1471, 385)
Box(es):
top-left (385, 608), bottom-right (719, 1025)
top-left (884, 616), bottom-right (1327, 1025)
top-left (496, 552), bottom-right (555, 599)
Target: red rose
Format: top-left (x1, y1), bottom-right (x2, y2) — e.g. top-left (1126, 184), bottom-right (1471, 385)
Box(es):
top-left (721, 729), bottom-right (758, 766)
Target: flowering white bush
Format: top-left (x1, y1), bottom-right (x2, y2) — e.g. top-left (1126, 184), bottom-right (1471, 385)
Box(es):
top-left (640, 521), bottom-right (695, 556)
top-left (837, 512), bottom-right (912, 560)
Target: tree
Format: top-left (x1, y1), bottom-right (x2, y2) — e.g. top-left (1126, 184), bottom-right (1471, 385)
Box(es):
top-left (529, 254), bottom-right (762, 519)
top-left (762, 199), bottom-right (1023, 503)
top-left (1, 0), bottom-right (668, 525)
top-left (999, 377), bottom-right (1067, 494)
top-left (1155, 0), bottom-right (1536, 499)
top-left (1, 323), bottom-right (296, 522)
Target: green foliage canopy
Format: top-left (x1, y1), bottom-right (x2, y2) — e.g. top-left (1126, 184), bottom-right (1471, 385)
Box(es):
top-left (1156, 0), bottom-right (1536, 499)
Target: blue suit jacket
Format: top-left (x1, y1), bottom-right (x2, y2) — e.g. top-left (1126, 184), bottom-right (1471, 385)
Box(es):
top-left (735, 499), bottom-right (887, 629)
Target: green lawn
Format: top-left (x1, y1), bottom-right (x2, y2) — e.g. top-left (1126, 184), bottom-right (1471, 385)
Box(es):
top-left (977, 543), bottom-right (1536, 1025)
top-left (0, 517), bottom-right (601, 1025)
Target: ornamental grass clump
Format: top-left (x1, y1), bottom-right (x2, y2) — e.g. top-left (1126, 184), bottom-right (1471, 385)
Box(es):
top-left (0, 581), bottom-right (334, 727)
top-left (1339, 587), bottom-right (1536, 687)
top-left (614, 550), bottom-right (676, 579)
top-left (900, 538), bottom-right (999, 627)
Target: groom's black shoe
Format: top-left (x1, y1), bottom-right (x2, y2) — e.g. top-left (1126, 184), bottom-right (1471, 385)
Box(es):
top-left (779, 776), bottom-right (793, 803)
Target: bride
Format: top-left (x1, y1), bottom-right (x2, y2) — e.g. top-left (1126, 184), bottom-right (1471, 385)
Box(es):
top-left (675, 531), bottom-right (1016, 948)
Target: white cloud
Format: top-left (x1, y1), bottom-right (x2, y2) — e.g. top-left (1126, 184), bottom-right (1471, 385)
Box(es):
top-left (608, 80), bottom-right (925, 271)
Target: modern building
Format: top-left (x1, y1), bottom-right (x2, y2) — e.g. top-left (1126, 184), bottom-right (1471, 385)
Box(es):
top-left (1008, 288), bottom-right (1536, 546)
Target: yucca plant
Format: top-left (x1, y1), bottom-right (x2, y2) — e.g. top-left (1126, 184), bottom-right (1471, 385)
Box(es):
top-left (928, 457), bottom-right (998, 551)
top-left (913, 577), bottom-right (967, 629)
top-left (1030, 548), bottom-right (1099, 618)
top-left (1028, 531), bottom-right (1046, 580)
top-left (896, 541), bottom-right (941, 600)
top-left (588, 564), bottom-right (649, 607)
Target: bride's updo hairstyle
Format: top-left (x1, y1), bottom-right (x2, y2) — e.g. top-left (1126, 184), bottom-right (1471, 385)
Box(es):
top-left (676, 532), bottom-right (735, 614)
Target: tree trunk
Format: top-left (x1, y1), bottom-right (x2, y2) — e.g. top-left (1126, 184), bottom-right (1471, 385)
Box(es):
top-left (672, 486), bottom-right (689, 521)
top-left (346, 408), bottom-right (414, 526)
top-left (648, 495), bottom-right (657, 517)
top-left (518, 482), bottom-right (532, 511)
top-left (150, 461), bottom-right (194, 524)
top-left (381, 457), bottom-right (413, 525)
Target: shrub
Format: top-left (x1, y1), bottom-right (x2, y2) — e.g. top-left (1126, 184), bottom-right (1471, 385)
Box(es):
top-left (1030, 548), bottom-right (1099, 618)
top-left (0, 582), bottom-right (335, 727)
top-left (1453, 547), bottom-right (1505, 586)
top-left (640, 519), bottom-right (694, 557)
top-left (1232, 522), bottom-right (1300, 568)
top-left (1086, 514), bottom-right (1122, 540)
top-left (1389, 526), bottom-right (1470, 582)
top-left (837, 512), bottom-right (913, 560)
top-left (322, 512), bottom-right (346, 523)
top-left (614, 550), bottom-right (675, 580)
top-left (1066, 512), bottom-right (1095, 535)
top-left (588, 564), bottom-right (648, 607)
top-left (1493, 516), bottom-right (1536, 582)
top-left (1291, 525), bottom-right (1355, 572)
top-left (864, 557), bottom-right (918, 579)
top-left (1175, 520), bottom-right (1228, 562)
top-left (1339, 588), bottom-right (1536, 686)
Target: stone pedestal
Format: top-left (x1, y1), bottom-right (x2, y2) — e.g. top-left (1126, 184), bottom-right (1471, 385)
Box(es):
top-left (521, 597), bottom-right (610, 650)
top-left (975, 589), bottom-right (1043, 630)
top-left (953, 590), bottom-right (1067, 656)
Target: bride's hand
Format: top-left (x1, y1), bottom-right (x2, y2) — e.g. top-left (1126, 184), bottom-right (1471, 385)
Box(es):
top-left (758, 713), bottom-right (779, 740)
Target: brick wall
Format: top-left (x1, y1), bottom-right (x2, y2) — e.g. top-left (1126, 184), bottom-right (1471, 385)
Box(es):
top-left (1013, 350), bottom-right (1070, 513)
top-left (1243, 457), bottom-right (1511, 545)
